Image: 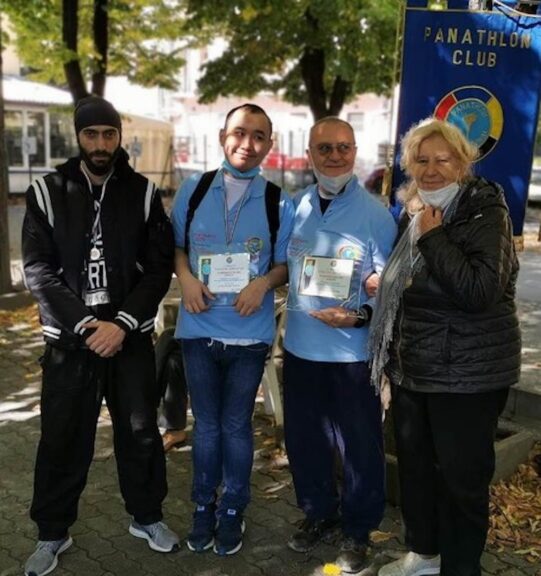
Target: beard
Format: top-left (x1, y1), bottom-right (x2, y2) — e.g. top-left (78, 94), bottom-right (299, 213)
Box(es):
top-left (79, 146), bottom-right (120, 176)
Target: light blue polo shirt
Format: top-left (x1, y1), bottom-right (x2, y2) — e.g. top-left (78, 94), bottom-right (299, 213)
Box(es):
top-left (172, 169), bottom-right (295, 344)
top-left (284, 177), bottom-right (397, 362)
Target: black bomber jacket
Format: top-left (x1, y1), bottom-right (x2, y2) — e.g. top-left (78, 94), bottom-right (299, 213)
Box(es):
top-left (22, 149), bottom-right (174, 349)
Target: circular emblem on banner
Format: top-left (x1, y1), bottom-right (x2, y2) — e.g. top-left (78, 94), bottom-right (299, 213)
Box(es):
top-left (434, 85), bottom-right (503, 160)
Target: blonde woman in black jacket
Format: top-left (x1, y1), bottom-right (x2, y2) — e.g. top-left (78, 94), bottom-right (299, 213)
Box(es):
top-left (372, 118), bottom-right (521, 576)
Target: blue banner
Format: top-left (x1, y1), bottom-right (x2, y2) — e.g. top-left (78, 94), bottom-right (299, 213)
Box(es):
top-left (394, 0), bottom-right (541, 235)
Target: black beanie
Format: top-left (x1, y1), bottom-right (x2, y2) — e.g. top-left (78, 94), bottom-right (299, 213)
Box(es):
top-left (74, 96), bottom-right (122, 134)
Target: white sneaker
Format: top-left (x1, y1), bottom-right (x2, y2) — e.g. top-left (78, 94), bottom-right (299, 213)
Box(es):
top-left (379, 552), bottom-right (441, 576)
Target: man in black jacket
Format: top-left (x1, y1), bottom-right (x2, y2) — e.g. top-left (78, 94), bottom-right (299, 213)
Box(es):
top-left (22, 96), bottom-right (178, 576)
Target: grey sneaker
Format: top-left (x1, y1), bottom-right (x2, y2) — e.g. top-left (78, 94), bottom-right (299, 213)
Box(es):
top-left (379, 552), bottom-right (441, 576)
top-left (129, 520), bottom-right (180, 553)
top-left (24, 536), bottom-right (73, 576)
top-left (336, 536), bottom-right (368, 573)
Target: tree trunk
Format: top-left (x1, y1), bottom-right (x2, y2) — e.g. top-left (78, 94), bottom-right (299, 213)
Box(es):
top-left (91, 0), bottom-right (108, 97)
top-left (63, 0), bottom-right (90, 102)
top-left (300, 47), bottom-right (329, 121)
top-left (300, 9), bottom-right (348, 121)
top-left (0, 23), bottom-right (13, 293)
top-left (300, 9), bottom-right (330, 121)
top-left (328, 75), bottom-right (351, 117)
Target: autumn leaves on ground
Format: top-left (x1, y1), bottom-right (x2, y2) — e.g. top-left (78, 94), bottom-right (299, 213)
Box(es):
top-left (488, 442), bottom-right (541, 564)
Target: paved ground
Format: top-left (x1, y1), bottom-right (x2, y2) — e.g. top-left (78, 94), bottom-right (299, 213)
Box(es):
top-left (0, 302), bottom-right (540, 576)
top-left (1, 208), bottom-right (540, 576)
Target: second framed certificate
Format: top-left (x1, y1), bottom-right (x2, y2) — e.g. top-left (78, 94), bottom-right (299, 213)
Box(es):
top-left (298, 256), bottom-right (354, 300)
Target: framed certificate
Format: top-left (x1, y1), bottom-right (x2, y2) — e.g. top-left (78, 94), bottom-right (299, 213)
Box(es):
top-left (298, 256), bottom-right (354, 300)
top-left (198, 253), bottom-right (251, 293)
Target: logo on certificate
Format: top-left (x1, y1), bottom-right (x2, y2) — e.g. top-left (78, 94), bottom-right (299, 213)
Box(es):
top-left (434, 85), bottom-right (503, 160)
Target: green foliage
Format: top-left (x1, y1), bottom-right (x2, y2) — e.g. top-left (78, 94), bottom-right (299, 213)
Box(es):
top-left (4, 0), bottom-right (194, 90)
top-left (185, 0), bottom-right (400, 117)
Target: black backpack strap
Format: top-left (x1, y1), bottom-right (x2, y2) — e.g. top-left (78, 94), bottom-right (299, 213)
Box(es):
top-left (264, 181), bottom-right (281, 268)
top-left (184, 169), bottom-right (218, 254)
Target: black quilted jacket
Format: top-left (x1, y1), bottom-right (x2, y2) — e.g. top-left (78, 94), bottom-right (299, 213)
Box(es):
top-left (386, 177), bottom-right (521, 393)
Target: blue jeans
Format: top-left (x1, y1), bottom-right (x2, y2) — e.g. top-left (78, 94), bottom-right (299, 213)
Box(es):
top-left (181, 338), bottom-right (268, 514)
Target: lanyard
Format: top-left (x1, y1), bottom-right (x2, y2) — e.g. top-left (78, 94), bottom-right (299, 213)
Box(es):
top-left (80, 163), bottom-right (113, 243)
top-left (91, 185), bottom-right (106, 242)
top-left (223, 181), bottom-right (251, 246)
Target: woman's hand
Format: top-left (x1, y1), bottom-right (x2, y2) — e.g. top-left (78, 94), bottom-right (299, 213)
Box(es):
top-left (418, 205), bottom-right (443, 235)
top-left (364, 272), bottom-right (380, 298)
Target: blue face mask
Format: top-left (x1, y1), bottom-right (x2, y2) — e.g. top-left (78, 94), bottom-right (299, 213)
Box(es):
top-left (418, 181), bottom-right (460, 211)
top-left (222, 159), bottom-right (261, 179)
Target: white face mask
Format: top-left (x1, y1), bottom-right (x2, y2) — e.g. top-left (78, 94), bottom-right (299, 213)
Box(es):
top-left (312, 166), bottom-right (354, 196)
top-left (417, 181), bottom-right (460, 211)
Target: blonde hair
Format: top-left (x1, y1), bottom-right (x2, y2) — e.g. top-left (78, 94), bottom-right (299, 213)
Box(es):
top-left (399, 117), bottom-right (479, 204)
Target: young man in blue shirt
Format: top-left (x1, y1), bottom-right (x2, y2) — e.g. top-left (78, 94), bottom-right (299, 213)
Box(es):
top-left (171, 103), bottom-right (294, 556)
top-left (284, 117), bottom-right (397, 573)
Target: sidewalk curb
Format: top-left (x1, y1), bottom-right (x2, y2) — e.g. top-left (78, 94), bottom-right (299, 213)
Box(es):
top-left (505, 386), bottom-right (541, 421)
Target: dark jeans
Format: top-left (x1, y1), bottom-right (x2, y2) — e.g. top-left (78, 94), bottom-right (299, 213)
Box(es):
top-left (283, 351), bottom-right (385, 543)
top-left (31, 336), bottom-right (167, 540)
top-left (181, 338), bottom-right (268, 514)
top-left (392, 386), bottom-right (509, 576)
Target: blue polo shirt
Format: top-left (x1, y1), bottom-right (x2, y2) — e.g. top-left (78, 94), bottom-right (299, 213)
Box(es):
top-left (172, 169), bottom-right (295, 344)
top-left (284, 177), bottom-right (397, 362)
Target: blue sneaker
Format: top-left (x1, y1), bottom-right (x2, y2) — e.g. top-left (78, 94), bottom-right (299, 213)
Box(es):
top-left (187, 503), bottom-right (217, 552)
top-left (24, 536), bottom-right (73, 576)
top-left (213, 508), bottom-right (246, 556)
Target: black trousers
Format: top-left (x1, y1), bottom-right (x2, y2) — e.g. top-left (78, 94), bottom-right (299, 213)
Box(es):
top-left (392, 386), bottom-right (509, 576)
top-left (284, 352), bottom-right (385, 543)
top-left (30, 336), bottom-right (167, 540)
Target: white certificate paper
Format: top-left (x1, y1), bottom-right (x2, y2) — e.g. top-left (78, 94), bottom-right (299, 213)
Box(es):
top-left (298, 256), bottom-right (354, 300)
top-left (199, 253), bottom-right (251, 293)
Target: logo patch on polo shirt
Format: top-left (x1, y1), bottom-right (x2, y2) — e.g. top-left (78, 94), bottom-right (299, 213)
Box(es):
top-left (245, 237), bottom-right (264, 255)
top-left (338, 245), bottom-right (362, 260)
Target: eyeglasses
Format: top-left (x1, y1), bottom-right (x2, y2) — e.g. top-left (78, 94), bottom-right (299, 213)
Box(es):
top-left (310, 142), bottom-right (356, 157)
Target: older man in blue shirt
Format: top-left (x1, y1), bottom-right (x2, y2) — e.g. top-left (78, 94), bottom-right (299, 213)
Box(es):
top-left (284, 117), bottom-right (397, 573)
